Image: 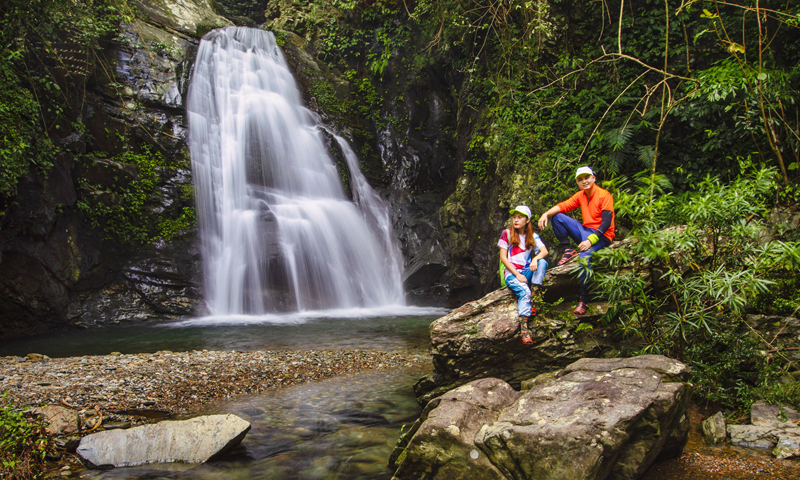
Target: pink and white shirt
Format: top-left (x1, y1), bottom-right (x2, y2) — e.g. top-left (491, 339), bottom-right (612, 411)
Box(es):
top-left (497, 229), bottom-right (545, 276)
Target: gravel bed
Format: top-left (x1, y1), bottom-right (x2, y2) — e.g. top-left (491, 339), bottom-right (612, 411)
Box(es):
top-left (0, 349), bottom-right (427, 419)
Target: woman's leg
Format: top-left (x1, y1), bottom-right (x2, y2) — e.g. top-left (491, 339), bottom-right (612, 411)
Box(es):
top-left (505, 274), bottom-right (532, 317)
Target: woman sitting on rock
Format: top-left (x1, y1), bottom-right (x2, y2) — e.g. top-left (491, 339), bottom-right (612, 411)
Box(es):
top-left (498, 205), bottom-right (549, 344)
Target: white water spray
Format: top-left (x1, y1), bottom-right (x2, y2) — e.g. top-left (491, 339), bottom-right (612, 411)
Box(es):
top-left (187, 27), bottom-right (405, 315)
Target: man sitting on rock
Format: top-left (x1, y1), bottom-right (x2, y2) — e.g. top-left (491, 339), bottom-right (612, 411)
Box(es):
top-left (537, 166), bottom-right (615, 316)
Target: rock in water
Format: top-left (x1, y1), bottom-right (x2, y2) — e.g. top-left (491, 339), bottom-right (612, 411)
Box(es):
top-left (391, 355), bottom-right (691, 480)
top-left (727, 401), bottom-right (800, 458)
top-left (77, 414), bottom-right (250, 468)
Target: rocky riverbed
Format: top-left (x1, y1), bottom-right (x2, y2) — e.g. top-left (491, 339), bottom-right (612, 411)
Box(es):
top-left (0, 349), bottom-right (427, 422)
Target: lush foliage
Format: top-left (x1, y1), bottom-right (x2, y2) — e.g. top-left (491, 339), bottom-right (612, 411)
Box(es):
top-left (0, 398), bottom-right (51, 479)
top-left (400, 0), bottom-right (800, 194)
top-left (591, 164), bottom-right (800, 410)
top-left (0, 0), bottom-right (122, 199)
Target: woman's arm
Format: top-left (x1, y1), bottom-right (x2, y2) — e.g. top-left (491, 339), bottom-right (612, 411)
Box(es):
top-left (532, 244), bottom-right (549, 262)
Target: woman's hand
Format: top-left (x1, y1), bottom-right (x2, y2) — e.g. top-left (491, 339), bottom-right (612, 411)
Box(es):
top-left (529, 262), bottom-right (538, 272)
top-left (515, 272), bottom-right (527, 283)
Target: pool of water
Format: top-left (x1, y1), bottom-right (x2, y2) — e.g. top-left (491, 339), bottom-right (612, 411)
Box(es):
top-left (81, 364), bottom-right (430, 480)
top-left (0, 307), bottom-right (447, 358)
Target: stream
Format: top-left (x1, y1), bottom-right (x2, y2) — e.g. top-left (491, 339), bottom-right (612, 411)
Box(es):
top-left (0, 310), bottom-right (444, 479)
top-left (81, 365), bottom-right (430, 480)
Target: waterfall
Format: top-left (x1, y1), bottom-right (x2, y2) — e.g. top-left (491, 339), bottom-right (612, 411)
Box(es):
top-left (187, 27), bottom-right (405, 315)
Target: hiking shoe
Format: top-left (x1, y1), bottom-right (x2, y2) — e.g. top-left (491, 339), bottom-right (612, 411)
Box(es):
top-left (519, 316), bottom-right (533, 345)
top-left (573, 302), bottom-right (589, 316)
top-left (558, 248), bottom-right (579, 266)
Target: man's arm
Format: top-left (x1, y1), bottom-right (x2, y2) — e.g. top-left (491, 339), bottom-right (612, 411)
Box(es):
top-left (586, 210), bottom-right (613, 245)
top-left (537, 206), bottom-right (561, 230)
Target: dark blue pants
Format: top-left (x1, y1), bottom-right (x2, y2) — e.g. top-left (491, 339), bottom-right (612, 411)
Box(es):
top-left (551, 213), bottom-right (611, 303)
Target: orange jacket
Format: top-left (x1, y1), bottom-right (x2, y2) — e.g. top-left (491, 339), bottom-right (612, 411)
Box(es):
top-left (556, 186), bottom-right (615, 241)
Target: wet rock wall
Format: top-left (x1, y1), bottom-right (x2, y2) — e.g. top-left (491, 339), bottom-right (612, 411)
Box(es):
top-left (0, 0), bottom-right (232, 338)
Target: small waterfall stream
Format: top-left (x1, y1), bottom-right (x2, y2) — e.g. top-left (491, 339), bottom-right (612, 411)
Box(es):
top-left (187, 27), bottom-right (404, 315)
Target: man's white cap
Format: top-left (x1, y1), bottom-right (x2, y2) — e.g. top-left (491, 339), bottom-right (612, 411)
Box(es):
top-left (509, 205), bottom-right (532, 219)
top-left (575, 166), bottom-right (594, 178)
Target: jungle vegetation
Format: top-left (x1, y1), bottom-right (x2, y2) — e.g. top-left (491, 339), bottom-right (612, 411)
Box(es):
top-left (1, 0), bottom-right (799, 440)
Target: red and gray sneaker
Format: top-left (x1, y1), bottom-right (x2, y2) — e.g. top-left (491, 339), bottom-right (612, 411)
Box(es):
top-left (573, 302), bottom-right (589, 316)
top-left (558, 248), bottom-right (579, 266)
top-left (519, 316), bottom-right (533, 345)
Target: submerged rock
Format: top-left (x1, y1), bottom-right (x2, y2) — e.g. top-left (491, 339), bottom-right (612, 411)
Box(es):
top-left (391, 355), bottom-right (692, 480)
top-left (76, 414), bottom-right (250, 468)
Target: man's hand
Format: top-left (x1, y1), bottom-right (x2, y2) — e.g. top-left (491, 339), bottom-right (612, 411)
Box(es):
top-left (515, 272), bottom-right (527, 283)
top-left (578, 239), bottom-right (592, 251)
top-left (538, 213), bottom-right (549, 230)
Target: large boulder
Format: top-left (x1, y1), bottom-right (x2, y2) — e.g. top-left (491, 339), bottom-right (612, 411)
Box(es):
top-left (389, 378), bottom-right (519, 480)
top-left (76, 414), bottom-right (250, 467)
top-left (391, 355), bottom-right (692, 480)
top-left (413, 285), bottom-right (618, 405)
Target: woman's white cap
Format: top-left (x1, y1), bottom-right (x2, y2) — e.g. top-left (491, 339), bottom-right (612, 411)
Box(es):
top-left (509, 205), bottom-right (532, 219)
top-left (575, 166), bottom-right (594, 178)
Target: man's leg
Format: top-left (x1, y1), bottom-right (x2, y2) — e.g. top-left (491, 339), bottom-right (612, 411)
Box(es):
top-left (550, 213), bottom-right (585, 247)
top-left (577, 236), bottom-right (611, 305)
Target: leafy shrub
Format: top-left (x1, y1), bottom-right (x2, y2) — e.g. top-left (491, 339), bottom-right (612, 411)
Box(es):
top-left (0, 399), bottom-right (51, 479)
top-left (593, 163), bottom-right (800, 410)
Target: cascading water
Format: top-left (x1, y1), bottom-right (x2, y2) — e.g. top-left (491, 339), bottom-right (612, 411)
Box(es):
top-left (187, 27), bottom-right (405, 315)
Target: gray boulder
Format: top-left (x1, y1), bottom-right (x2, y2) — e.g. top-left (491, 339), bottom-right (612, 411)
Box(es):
top-left (392, 355), bottom-right (692, 480)
top-left (389, 378), bottom-right (519, 480)
top-left (77, 414), bottom-right (250, 468)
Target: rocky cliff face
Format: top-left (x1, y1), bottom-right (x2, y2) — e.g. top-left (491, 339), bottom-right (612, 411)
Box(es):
top-left (0, 0), bottom-right (232, 339)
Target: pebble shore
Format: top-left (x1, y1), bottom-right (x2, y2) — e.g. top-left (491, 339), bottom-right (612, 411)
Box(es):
top-left (0, 349), bottom-right (427, 420)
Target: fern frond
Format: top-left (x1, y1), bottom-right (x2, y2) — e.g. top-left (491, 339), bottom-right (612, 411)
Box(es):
top-left (637, 145), bottom-right (655, 169)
